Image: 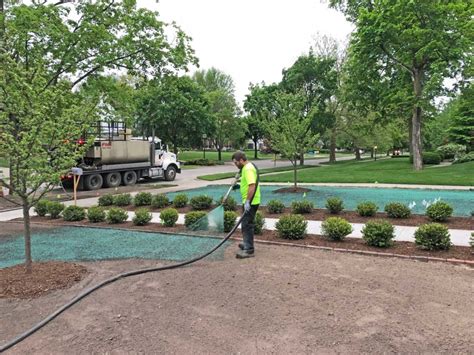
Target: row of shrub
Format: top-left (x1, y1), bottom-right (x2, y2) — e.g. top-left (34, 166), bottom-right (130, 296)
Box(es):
top-left (275, 214), bottom-right (453, 251)
top-left (266, 198), bottom-right (454, 222)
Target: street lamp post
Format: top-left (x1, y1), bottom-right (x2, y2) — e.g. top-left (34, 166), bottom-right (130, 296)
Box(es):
top-left (202, 134), bottom-right (207, 159)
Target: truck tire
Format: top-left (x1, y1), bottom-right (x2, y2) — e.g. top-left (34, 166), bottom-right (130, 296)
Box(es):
top-left (84, 174), bottom-right (103, 190)
top-left (104, 172), bottom-right (121, 188)
top-left (165, 166), bottom-right (177, 181)
top-left (122, 171), bottom-right (137, 186)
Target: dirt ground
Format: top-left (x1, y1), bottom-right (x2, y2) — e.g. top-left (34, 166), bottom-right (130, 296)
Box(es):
top-left (1, 231), bottom-right (473, 353)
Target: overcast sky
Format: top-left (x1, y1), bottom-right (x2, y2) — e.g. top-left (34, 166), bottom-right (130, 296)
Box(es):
top-left (138, 0), bottom-right (353, 106)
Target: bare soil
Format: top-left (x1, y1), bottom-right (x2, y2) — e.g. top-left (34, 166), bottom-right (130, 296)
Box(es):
top-left (0, 241), bottom-right (472, 353)
top-left (274, 186), bottom-right (312, 193)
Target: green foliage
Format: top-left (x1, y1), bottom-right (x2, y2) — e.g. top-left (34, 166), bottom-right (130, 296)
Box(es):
top-left (134, 192), bottom-right (153, 206)
top-left (415, 223), bottom-right (451, 250)
top-left (173, 194), bottom-right (189, 208)
top-left (436, 143), bottom-right (466, 160)
top-left (98, 194), bottom-right (114, 207)
top-left (470, 233), bottom-right (474, 248)
top-left (190, 195), bottom-right (213, 210)
top-left (185, 159), bottom-right (221, 166)
top-left (62, 206), bottom-right (86, 222)
top-left (47, 201), bottom-right (64, 219)
top-left (224, 211), bottom-right (238, 233)
top-left (448, 84), bottom-right (474, 151)
top-left (133, 208), bottom-right (153, 226)
top-left (254, 211), bottom-right (265, 235)
top-left (356, 202), bottom-right (378, 217)
top-left (160, 208), bottom-right (179, 227)
top-left (184, 211), bottom-right (207, 229)
top-left (321, 217), bottom-right (353, 241)
top-left (423, 152), bottom-right (442, 165)
top-left (362, 220), bottom-right (395, 248)
top-left (325, 197), bottom-right (344, 214)
top-left (107, 207), bottom-right (129, 224)
top-left (34, 200), bottom-right (49, 217)
top-left (113, 194), bottom-right (132, 206)
top-left (276, 214), bottom-right (308, 240)
top-left (151, 194), bottom-right (170, 209)
top-left (426, 201), bottom-right (453, 222)
top-left (220, 195), bottom-right (237, 211)
top-left (384, 202), bottom-right (411, 219)
top-left (267, 199), bottom-right (285, 214)
top-left (291, 200), bottom-right (314, 214)
top-left (453, 152), bottom-right (474, 164)
top-left (87, 206), bottom-right (106, 223)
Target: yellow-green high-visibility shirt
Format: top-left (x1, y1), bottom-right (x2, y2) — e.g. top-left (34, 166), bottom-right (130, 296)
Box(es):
top-left (240, 163), bottom-right (261, 205)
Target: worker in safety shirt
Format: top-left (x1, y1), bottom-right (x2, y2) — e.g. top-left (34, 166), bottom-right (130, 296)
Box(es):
top-left (231, 151), bottom-right (260, 259)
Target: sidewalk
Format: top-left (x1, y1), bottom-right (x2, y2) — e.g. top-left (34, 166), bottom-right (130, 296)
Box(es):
top-left (2, 210), bottom-right (471, 247)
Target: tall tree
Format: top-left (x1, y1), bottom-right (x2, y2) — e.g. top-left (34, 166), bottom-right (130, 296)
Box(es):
top-left (449, 84), bottom-right (474, 151)
top-left (263, 91), bottom-right (319, 190)
top-left (0, 0), bottom-right (196, 272)
top-left (330, 0), bottom-right (473, 170)
top-left (136, 75), bottom-right (212, 154)
top-left (193, 68), bottom-right (242, 161)
top-left (242, 115), bottom-right (266, 159)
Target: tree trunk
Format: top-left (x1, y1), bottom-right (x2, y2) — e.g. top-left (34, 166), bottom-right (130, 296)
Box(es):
top-left (293, 161), bottom-right (297, 190)
top-left (329, 127), bottom-right (336, 163)
top-left (299, 151), bottom-right (305, 166)
top-left (253, 138), bottom-right (258, 159)
top-left (355, 146), bottom-right (361, 160)
top-left (412, 69), bottom-right (423, 170)
top-left (23, 201), bottom-right (32, 273)
top-left (408, 117), bottom-right (413, 157)
top-left (218, 147), bottom-right (222, 161)
top-left (370, 150), bottom-right (374, 158)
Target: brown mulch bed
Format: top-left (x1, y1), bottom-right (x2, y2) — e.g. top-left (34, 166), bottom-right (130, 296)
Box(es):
top-left (273, 187), bottom-right (312, 193)
top-left (0, 261), bottom-right (88, 299)
top-left (119, 205), bottom-right (473, 229)
top-left (21, 217), bottom-right (474, 262)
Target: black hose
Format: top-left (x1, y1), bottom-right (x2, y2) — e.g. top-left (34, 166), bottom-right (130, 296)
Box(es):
top-left (0, 215), bottom-right (244, 353)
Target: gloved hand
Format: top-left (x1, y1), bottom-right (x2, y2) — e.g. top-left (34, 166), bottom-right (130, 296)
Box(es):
top-left (232, 183), bottom-right (240, 191)
top-left (244, 200), bottom-right (251, 213)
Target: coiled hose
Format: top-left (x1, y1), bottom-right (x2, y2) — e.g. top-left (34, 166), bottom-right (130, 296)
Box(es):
top-left (0, 215), bottom-right (244, 353)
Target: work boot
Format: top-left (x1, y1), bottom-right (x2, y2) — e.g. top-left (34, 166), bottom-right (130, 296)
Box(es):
top-left (238, 243), bottom-right (254, 252)
top-left (236, 249), bottom-right (255, 259)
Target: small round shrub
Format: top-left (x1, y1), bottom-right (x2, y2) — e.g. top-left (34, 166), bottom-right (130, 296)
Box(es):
top-left (321, 217), bottom-right (352, 241)
top-left (113, 193), bottom-right (132, 206)
top-left (220, 195), bottom-right (237, 211)
top-left (107, 207), bottom-right (128, 224)
top-left (470, 232), bottom-right (474, 248)
top-left (224, 211), bottom-right (238, 233)
top-left (254, 211), bottom-right (265, 235)
top-left (291, 200), bottom-right (314, 214)
top-left (436, 143), bottom-right (466, 160)
top-left (160, 208), bottom-right (179, 227)
top-left (87, 206), bottom-right (106, 223)
top-left (47, 201), bottom-right (64, 219)
top-left (275, 214), bottom-right (307, 240)
top-left (362, 220), bottom-right (395, 247)
top-left (98, 194), bottom-right (114, 206)
top-left (134, 192), bottom-right (152, 206)
top-left (190, 195), bottom-right (213, 210)
top-left (384, 202), bottom-right (411, 219)
top-left (426, 201), bottom-right (453, 222)
top-left (356, 201), bottom-right (378, 217)
top-left (422, 152), bottom-right (442, 165)
top-left (414, 223), bottom-right (451, 250)
top-left (151, 194), bottom-right (170, 209)
top-left (453, 151), bottom-right (474, 164)
top-left (267, 199), bottom-right (285, 214)
top-left (184, 211), bottom-right (207, 229)
top-left (133, 208), bottom-right (152, 226)
top-left (173, 193), bottom-right (188, 208)
top-left (63, 205), bottom-right (86, 221)
top-left (325, 197), bottom-right (344, 214)
top-left (35, 200), bottom-right (49, 217)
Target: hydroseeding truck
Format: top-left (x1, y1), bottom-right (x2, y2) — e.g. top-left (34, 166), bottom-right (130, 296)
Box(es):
top-left (64, 122), bottom-right (180, 190)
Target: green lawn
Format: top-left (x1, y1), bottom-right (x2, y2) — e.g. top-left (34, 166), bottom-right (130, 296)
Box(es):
top-left (198, 165), bottom-right (316, 181)
top-left (178, 150), bottom-right (274, 162)
top-left (261, 158), bottom-right (474, 186)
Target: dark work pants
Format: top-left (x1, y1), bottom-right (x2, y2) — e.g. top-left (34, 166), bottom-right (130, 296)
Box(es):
top-left (241, 204), bottom-right (259, 250)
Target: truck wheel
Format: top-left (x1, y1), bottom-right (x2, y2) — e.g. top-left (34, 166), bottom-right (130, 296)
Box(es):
top-left (84, 174), bottom-right (103, 190)
top-left (165, 166), bottom-right (177, 181)
top-left (122, 171), bottom-right (137, 186)
top-left (104, 172), bottom-right (121, 188)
